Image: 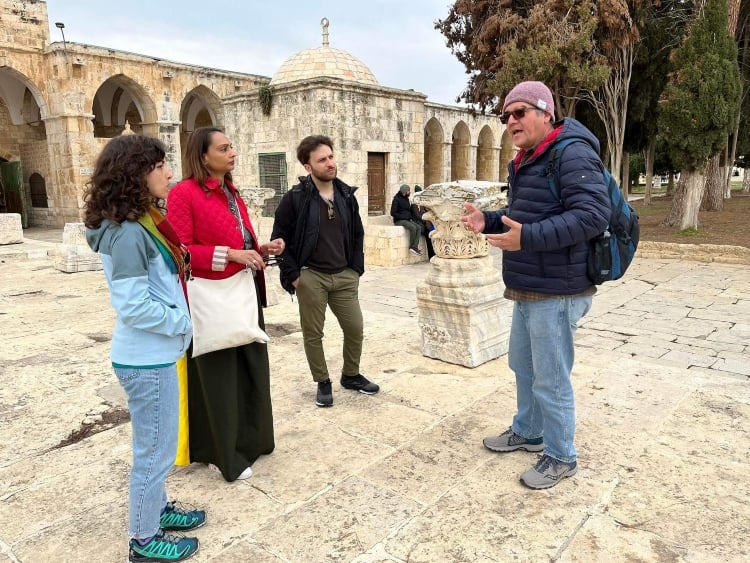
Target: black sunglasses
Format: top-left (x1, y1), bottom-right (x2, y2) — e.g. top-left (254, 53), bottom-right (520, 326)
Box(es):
top-left (499, 106), bottom-right (538, 124)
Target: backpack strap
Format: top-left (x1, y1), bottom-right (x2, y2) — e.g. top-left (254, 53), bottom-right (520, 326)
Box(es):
top-left (545, 138), bottom-right (584, 203)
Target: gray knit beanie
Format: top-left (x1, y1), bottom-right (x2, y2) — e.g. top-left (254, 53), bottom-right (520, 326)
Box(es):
top-left (399, 184), bottom-right (410, 195)
top-left (502, 81), bottom-right (555, 121)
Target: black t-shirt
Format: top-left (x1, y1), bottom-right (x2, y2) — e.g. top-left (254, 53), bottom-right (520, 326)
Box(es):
top-left (307, 195), bottom-right (347, 273)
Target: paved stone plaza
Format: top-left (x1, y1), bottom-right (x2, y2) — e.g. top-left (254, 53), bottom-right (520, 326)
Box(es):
top-left (1, 232), bottom-right (749, 562)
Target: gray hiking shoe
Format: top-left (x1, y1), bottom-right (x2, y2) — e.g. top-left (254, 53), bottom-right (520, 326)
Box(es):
top-left (520, 454), bottom-right (577, 490)
top-left (483, 427), bottom-right (544, 452)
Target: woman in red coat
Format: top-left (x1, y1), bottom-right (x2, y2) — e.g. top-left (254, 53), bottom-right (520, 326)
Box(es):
top-left (167, 127), bottom-right (284, 482)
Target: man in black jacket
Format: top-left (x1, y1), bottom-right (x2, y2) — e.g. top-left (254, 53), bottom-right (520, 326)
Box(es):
top-left (271, 135), bottom-right (378, 407)
top-left (390, 184), bottom-right (423, 255)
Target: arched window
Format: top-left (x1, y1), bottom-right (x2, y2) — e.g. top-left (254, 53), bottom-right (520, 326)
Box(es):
top-left (29, 173), bottom-right (48, 208)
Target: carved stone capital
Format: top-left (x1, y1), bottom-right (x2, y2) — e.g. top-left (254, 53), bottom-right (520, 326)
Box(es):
top-left (413, 180), bottom-right (508, 259)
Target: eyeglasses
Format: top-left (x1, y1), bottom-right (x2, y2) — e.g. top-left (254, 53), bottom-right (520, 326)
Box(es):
top-left (263, 256), bottom-right (284, 267)
top-left (499, 106), bottom-right (538, 124)
top-left (325, 198), bottom-right (335, 220)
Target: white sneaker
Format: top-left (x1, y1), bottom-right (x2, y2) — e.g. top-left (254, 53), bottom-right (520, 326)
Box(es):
top-left (208, 463), bottom-right (253, 480)
top-left (236, 466), bottom-right (253, 480)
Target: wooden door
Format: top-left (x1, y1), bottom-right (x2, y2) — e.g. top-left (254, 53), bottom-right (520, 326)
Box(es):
top-left (367, 152), bottom-right (386, 215)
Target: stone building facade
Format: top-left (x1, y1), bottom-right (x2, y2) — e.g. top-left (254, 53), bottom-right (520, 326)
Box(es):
top-left (1, 0), bottom-right (510, 229)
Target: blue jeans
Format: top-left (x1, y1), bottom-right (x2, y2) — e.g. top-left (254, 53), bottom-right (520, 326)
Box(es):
top-left (114, 365), bottom-right (178, 539)
top-left (508, 296), bottom-right (592, 464)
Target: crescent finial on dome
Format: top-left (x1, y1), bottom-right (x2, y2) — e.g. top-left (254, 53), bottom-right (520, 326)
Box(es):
top-left (321, 18), bottom-right (330, 47)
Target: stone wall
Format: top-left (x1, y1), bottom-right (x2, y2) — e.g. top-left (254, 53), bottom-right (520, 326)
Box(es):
top-left (224, 78), bottom-right (428, 220)
top-left (20, 138), bottom-right (52, 225)
top-left (0, 0), bottom-right (49, 49)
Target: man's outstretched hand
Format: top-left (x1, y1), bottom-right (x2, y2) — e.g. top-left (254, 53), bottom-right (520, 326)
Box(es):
top-left (460, 202), bottom-right (485, 233)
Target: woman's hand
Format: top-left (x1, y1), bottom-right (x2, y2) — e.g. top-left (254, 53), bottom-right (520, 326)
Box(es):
top-left (261, 238), bottom-right (285, 256)
top-left (227, 248), bottom-right (265, 270)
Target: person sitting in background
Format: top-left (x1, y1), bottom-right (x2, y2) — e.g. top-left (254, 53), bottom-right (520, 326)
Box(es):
top-left (390, 184), bottom-right (423, 256)
top-left (409, 198), bottom-right (435, 259)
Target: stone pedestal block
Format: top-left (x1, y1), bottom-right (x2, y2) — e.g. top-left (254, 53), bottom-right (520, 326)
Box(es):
top-left (54, 222), bottom-right (102, 273)
top-left (416, 256), bottom-right (511, 368)
top-left (0, 213), bottom-right (24, 245)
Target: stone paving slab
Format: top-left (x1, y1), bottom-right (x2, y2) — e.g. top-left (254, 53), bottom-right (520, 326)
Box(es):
top-left (0, 238), bottom-right (748, 562)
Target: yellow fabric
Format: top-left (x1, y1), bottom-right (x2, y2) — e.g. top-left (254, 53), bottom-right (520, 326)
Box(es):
top-left (175, 355), bottom-right (190, 465)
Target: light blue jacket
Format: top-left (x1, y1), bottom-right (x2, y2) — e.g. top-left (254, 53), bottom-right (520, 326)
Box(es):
top-left (86, 219), bottom-right (192, 367)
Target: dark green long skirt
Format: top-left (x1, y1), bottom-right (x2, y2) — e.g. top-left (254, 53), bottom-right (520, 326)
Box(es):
top-left (187, 307), bottom-right (275, 482)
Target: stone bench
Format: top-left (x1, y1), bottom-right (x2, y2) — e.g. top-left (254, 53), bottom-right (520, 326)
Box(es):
top-left (364, 215), bottom-right (429, 267)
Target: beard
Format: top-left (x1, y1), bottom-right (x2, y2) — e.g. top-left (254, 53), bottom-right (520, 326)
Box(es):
top-left (311, 167), bottom-right (337, 182)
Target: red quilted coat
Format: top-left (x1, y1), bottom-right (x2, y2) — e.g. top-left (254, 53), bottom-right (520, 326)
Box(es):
top-left (167, 176), bottom-right (267, 307)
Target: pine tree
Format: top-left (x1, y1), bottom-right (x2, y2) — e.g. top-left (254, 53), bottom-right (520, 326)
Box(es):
top-left (657, 0), bottom-right (741, 230)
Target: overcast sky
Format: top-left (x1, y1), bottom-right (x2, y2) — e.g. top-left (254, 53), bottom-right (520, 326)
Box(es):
top-left (44, 0), bottom-right (470, 106)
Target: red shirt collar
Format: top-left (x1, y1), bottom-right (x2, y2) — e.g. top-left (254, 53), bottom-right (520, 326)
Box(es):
top-left (513, 123), bottom-right (564, 169)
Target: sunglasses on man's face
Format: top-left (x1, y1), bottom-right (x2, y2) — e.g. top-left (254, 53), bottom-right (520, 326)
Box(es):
top-left (499, 106), bottom-right (537, 124)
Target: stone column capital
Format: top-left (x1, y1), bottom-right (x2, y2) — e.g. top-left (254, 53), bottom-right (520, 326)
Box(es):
top-left (413, 181), bottom-right (508, 259)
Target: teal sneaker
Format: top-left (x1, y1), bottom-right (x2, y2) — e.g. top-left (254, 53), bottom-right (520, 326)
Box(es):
top-left (159, 502), bottom-right (206, 532)
top-left (128, 530), bottom-right (199, 562)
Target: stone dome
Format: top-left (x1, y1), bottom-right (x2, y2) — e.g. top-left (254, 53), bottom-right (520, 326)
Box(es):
top-left (270, 46), bottom-right (379, 87)
top-left (270, 19), bottom-right (378, 87)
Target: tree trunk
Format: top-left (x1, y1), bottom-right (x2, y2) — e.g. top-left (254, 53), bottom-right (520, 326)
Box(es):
top-left (667, 172), bottom-right (675, 195)
top-left (644, 138), bottom-right (657, 206)
top-left (663, 168), bottom-right (703, 230)
top-left (725, 112), bottom-right (740, 199)
top-left (622, 151), bottom-right (630, 195)
top-left (743, 170), bottom-right (750, 193)
top-left (581, 43), bottom-right (635, 187)
top-left (701, 154), bottom-right (724, 211)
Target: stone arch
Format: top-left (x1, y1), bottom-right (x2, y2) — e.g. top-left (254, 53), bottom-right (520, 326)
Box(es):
top-left (424, 117), bottom-right (444, 188)
top-left (29, 172), bottom-right (48, 208)
top-left (499, 128), bottom-right (515, 182)
top-left (476, 125), bottom-right (494, 181)
top-left (0, 67), bottom-right (49, 124)
top-left (91, 75), bottom-right (158, 138)
top-left (180, 86), bottom-right (223, 133)
top-left (179, 86), bottom-right (224, 178)
top-left (451, 121), bottom-right (471, 181)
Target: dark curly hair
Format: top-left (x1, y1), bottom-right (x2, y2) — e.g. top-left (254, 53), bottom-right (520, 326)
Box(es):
top-left (83, 135), bottom-right (166, 228)
top-left (297, 134), bottom-right (333, 165)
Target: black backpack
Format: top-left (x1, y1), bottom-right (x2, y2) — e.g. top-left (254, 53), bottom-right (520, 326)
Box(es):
top-left (546, 139), bottom-right (639, 284)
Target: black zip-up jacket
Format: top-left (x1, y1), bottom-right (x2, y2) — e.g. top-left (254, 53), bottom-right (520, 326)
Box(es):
top-left (390, 192), bottom-right (412, 222)
top-left (271, 175), bottom-right (365, 294)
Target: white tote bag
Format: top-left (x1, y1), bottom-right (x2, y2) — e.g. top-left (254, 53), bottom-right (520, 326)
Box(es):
top-left (187, 269), bottom-right (270, 358)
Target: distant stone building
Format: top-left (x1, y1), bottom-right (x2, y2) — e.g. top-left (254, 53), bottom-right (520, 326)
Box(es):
top-left (0, 0), bottom-right (512, 228)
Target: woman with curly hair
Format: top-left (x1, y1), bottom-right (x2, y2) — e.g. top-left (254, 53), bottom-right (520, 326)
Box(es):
top-left (84, 134), bottom-right (207, 563)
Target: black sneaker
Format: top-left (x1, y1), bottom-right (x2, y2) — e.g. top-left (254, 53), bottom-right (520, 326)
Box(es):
top-left (340, 374), bottom-right (380, 395)
top-left (128, 530), bottom-right (199, 562)
top-left (159, 501), bottom-right (206, 532)
top-left (316, 379), bottom-right (333, 407)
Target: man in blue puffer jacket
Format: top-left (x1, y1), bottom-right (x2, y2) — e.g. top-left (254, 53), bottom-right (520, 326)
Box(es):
top-left (462, 81), bottom-right (610, 489)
